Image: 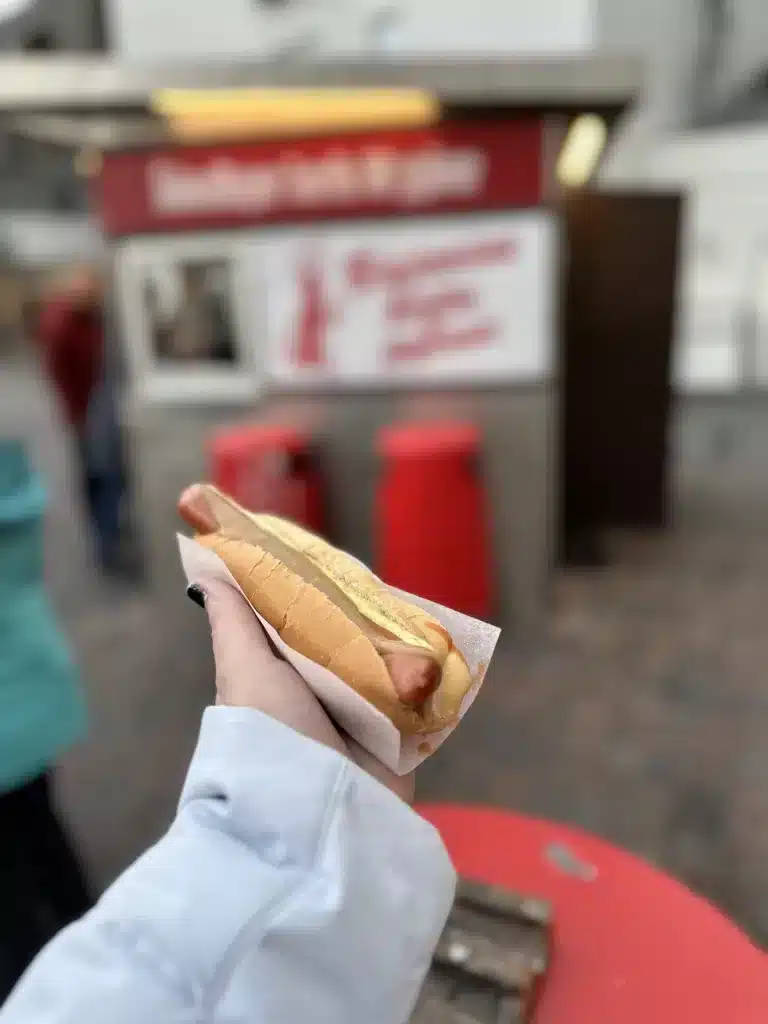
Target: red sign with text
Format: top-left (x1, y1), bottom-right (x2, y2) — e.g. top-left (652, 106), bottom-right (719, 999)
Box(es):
top-left (97, 118), bottom-right (543, 237)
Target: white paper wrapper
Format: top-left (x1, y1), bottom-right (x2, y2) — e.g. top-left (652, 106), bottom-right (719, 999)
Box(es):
top-left (178, 533), bottom-right (501, 775)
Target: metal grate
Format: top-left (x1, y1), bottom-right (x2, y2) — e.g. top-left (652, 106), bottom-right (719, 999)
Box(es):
top-left (411, 880), bottom-right (553, 1024)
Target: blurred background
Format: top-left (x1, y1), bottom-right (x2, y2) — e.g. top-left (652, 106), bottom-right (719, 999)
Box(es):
top-left (2, 0), bottom-right (768, 994)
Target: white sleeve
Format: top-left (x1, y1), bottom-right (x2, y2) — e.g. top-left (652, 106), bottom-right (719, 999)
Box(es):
top-left (1, 706), bottom-right (456, 1024)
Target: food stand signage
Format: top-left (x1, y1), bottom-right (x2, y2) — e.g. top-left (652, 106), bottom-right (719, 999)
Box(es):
top-left (98, 119), bottom-right (543, 236)
top-left (259, 211), bottom-right (555, 386)
top-left (107, 116), bottom-right (552, 394)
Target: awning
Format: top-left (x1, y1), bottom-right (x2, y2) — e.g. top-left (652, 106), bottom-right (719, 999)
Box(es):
top-left (0, 55), bottom-right (642, 130)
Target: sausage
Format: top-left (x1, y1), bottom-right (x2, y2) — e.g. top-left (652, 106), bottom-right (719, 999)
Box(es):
top-left (179, 484), bottom-right (441, 709)
top-left (178, 485), bottom-right (219, 534)
top-left (380, 651), bottom-right (441, 707)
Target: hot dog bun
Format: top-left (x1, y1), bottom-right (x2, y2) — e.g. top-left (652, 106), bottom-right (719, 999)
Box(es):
top-left (182, 484), bottom-right (472, 735)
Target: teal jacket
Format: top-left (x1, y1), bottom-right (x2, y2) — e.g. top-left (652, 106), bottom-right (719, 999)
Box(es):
top-left (0, 442), bottom-right (87, 794)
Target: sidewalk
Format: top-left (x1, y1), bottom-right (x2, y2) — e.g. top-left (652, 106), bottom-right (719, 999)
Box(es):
top-left (4, 353), bottom-right (768, 942)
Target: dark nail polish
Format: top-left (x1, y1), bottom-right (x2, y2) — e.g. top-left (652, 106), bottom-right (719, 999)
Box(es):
top-left (186, 584), bottom-right (206, 608)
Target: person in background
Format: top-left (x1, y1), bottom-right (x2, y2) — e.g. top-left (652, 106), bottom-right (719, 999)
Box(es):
top-left (1, 575), bottom-right (455, 1022)
top-left (0, 440), bottom-right (91, 1004)
top-left (36, 267), bottom-right (129, 577)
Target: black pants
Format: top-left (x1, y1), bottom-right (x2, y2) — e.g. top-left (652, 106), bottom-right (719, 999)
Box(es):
top-left (0, 774), bottom-right (92, 1003)
top-left (74, 433), bottom-right (125, 571)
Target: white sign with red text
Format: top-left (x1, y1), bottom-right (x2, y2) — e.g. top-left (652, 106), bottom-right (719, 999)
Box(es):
top-left (260, 211), bottom-right (555, 387)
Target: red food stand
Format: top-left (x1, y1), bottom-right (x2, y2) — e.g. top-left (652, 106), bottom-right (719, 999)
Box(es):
top-left (5, 57), bottom-right (660, 629)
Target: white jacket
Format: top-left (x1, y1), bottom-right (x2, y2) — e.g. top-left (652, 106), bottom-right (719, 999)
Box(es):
top-left (1, 707), bottom-right (456, 1023)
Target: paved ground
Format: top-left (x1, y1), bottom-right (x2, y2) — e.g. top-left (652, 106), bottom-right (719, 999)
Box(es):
top-left (5, 353), bottom-right (768, 943)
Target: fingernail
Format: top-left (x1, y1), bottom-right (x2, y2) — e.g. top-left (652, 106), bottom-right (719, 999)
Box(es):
top-left (186, 584), bottom-right (206, 609)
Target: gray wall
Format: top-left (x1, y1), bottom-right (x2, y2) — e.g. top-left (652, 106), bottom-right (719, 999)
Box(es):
top-left (0, 0), bottom-right (103, 219)
top-left (710, 0), bottom-right (768, 105)
top-left (0, 0), bottom-right (104, 52)
top-left (0, 134), bottom-right (89, 213)
top-left (104, 0), bottom-right (593, 62)
top-left (599, 0), bottom-right (768, 183)
top-left (598, 0), bottom-right (703, 131)
top-left (598, 0), bottom-right (768, 130)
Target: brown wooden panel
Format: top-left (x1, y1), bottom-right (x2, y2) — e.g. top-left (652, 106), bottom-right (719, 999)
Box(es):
top-left (561, 190), bottom-right (682, 559)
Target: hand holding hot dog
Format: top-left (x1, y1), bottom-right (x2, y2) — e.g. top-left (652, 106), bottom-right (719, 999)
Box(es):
top-left (178, 483), bottom-right (473, 735)
top-left (191, 573), bottom-right (414, 803)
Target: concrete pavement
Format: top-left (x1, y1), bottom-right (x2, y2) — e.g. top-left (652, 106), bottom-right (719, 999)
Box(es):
top-left (4, 353), bottom-right (768, 942)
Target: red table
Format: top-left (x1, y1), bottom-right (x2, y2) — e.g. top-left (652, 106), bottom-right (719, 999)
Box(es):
top-left (419, 805), bottom-right (768, 1023)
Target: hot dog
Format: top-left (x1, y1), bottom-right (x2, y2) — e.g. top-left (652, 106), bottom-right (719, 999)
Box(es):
top-left (178, 483), bottom-right (472, 735)
top-left (179, 484), bottom-right (441, 708)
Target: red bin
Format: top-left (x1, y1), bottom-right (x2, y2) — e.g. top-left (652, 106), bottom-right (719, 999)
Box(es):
top-left (376, 421), bottom-right (493, 618)
top-left (208, 422), bottom-right (325, 533)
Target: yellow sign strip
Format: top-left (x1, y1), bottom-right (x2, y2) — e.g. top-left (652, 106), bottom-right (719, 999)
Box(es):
top-left (151, 88), bottom-right (441, 140)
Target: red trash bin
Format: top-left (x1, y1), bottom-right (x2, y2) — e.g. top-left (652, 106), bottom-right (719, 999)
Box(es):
top-left (208, 422), bottom-right (325, 533)
top-left (376, 421), bottom-right (493, 618)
